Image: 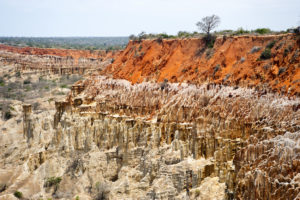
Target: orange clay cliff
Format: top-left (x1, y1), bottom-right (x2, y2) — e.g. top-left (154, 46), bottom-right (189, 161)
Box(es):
top-left (104, 34), bottom-right (300, 96)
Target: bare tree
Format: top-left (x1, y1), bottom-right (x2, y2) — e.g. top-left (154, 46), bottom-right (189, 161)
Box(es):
top-left (196, 15), bottom-right (220, 37)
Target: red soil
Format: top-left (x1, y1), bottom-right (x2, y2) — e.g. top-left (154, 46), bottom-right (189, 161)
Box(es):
top-left (105, 34), bottom-right (300, 95)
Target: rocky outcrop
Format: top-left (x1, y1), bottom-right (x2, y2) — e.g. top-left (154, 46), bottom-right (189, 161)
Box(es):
top-left (22, 104), bottom-right (33, 143)
top-left (235, 131), bottom-right (300, 200)
top-left (7, 76), bottom-right (297, 199)
top-left (66, 76), bottom-right (299, 200)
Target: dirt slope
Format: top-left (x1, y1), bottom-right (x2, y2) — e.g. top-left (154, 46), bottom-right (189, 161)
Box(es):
top-left (105, 34), bottom-right (300, 95)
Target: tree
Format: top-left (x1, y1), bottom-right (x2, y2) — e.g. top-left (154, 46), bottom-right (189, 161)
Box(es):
top-left (129, 34), bottom-right (136, 41)
top-left (138, 31), bottom-right (147, 40)
top-left (196, 15), bottom-right (220, 36)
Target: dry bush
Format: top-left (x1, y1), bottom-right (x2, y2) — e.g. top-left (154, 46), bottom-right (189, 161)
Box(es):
top-left (95, 182), bottom-right (110, 200)
top-left (0, 101), bottom-right (13, 120)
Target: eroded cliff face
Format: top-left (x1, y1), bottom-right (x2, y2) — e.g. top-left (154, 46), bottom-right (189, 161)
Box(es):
top-left (105, 34), bottom-right (300, 95)
top-left (0, 35), bottom-right (300, 200)
top-left (0, 76), bottom-right (298, 200)
top-left (0, 45), bottom-right (119, 76)
top-left (65, 76), bottom-right (300, 200)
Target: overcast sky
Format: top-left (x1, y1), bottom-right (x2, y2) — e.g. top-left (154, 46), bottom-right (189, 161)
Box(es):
top-left (0, 0), bottom-right (299, 37)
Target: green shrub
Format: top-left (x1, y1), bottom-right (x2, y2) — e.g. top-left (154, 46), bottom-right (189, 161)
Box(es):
top-left (156, 37), bottom-right (163, 44)
top-left (14, 191), bottom-right (23, 199)
top-left (181, 68), bottom-right (188, 73)
top-left (129, 34), bottom-right (137, 41)
top-left (60, 84), bottom-right (68, 89)
top-left (255, 28), bottom-right (271, 34)
top-left (39, 76), bottom-right (45, 82)
top-left (44, 177), bottom-right (62, 187)
top-left (203, 35), bottom-right (216, 48)
top-left (137, 31), bottom-right (147, 41)
top-left (177, 31), bottom-right (189, 38)
top-left (56, 92), bottom-right (66, 95)
top-left (48, 98), bottom-right (54, 103)
top-left (33, 102), bottom-right (40, 110)
top-left (0, 78), bottom-right (4, 86)
top-left (23, 79), bottom-right (31, 84)
top-left (234, 28), bottom-right (250, 35)
top-left (216, 30), bottom-right (233, 35)
top-left (157, 33), bottom-right (174, 39)
top-left (25, 86), bottom-right (31, 91)
top-left (177, 31), bottom-right (197, 38)
top-left (9, 106), bottom-right (15, 111)
top-left (195, 189), bottom-right (200, 197)
top-left (95, 182), bottom-right (110, 200)
top-left (138, 45), bottom-right (142, 51)
top-left (266, 41), bottom-right (276, 49)
top-left (284, 48), bottom-right (290, 57)
top-left (15, 71), bottom-right (21, 77)
top-left (260, 48), bottom-right (272, 60)
top-left (287, 27), bottom-right (300, 34)
top-left (0, 183), bottom-right (6, 192)
top-left (4, 111), bottom-right (12, 120)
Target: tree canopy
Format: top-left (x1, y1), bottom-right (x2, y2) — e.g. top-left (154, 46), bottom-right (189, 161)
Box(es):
top-left (196, 15), bottom-right (220, 35)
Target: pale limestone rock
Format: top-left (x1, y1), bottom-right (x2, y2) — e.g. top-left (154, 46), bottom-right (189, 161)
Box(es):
top-left (0, 76), bottom-right (299, 199)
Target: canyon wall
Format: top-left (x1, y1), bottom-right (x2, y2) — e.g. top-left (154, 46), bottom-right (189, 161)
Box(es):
top-left (63, 76), bottom-right (300, 199)
top-left (9, 76), bottom-right (298, 199)
top-left (0, 34), bottom-right (299, 200)
top-left (0, 44), bottom-right (118, 61)
top-left (0, 44), bottom-right (119, 75)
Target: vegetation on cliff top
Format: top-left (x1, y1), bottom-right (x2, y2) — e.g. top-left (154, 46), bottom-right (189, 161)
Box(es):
top-left (0, 37), bottom-right (128, 51)
top-left (129, 28), bottom-right (293, 41)
top-left (129, 15), bottom-right (298, 41)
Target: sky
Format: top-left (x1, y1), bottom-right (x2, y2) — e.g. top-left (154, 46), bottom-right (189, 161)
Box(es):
top-left (0, 0), bottom-right (299, 37)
